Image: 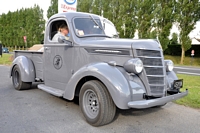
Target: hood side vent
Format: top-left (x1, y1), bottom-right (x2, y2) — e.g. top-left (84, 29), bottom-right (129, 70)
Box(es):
top-left (85, 48), bottom-right (130, 56)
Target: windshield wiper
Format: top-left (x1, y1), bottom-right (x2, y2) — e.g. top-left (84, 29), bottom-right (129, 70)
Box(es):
top-left (89, 15), bottom-right (104, 31)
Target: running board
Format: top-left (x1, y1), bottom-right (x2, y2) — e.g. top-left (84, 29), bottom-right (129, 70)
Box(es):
top-left (37, 84), bottom-right (64, 97)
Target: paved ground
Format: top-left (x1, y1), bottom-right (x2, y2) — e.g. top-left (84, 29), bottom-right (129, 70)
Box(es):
top-left (174, 66), bottom-right (200, 76)
top-left (0, 65), bottom-right (200, 133)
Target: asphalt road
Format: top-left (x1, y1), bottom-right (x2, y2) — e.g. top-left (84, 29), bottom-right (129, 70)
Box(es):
top-left (0, 65), bottom-right (200, 133)
top-left (174, 66), bottom-right (200, 76)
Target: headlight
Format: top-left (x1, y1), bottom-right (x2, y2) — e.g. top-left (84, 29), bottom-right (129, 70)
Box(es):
top-left (124, 58), bottom-right (143, 74)
top-left (165, 60), bottom-right (174, 72)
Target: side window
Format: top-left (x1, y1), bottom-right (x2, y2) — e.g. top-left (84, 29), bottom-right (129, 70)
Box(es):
top-left (49, 20), bottom-right (69, 41)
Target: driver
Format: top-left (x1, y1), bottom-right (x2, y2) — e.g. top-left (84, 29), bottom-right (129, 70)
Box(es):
top-left (52, 24), bottom-right (69, 41)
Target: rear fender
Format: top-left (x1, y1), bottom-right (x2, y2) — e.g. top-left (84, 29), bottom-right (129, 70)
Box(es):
top-left (63, 62), bottom-right (132, 109)
top-left (10, 56), bottom-right (35, 82)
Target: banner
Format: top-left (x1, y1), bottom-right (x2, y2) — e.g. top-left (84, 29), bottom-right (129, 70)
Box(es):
top-left (58, 0), bottom-right (77, 13)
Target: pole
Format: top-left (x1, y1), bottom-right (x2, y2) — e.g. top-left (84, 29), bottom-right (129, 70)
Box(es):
top-left (25, 41), bottom-right (27, 50)
top-left (23, 36), bottom-right (27, 50)
top-left (191, 50), bottom-right (195, 66)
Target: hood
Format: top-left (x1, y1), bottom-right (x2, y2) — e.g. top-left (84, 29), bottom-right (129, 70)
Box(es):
top-left (79, 38), bottom-right (133, 49)
top-left (78, 38), bottom-right (161, 51)
top-left (77, 38), bottom-right (162, 66)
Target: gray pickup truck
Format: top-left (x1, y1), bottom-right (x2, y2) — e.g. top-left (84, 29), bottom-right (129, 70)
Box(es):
top-left (10, 12), bottom-right (188, 126)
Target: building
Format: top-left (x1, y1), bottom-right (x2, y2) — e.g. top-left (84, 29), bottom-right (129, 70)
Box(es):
top-left (191, 37), bottom-right (200, 45)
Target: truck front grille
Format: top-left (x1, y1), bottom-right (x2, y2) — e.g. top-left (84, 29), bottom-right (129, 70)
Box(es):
top-left (135, 49), bottom-right (166, 96)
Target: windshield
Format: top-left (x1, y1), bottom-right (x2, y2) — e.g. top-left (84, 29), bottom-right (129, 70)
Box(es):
top-left (74, 18), bottom-right (105, 36)
top-left (102, 19), bottom-right (118, 38)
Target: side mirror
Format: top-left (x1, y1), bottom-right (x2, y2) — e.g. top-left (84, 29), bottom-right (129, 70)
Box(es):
top-left (113, 34), bottom-right (119, 38)
top-left (58, 36), bottom-right (72, 46)
top-left (58, 36), bottom-right (66, 43)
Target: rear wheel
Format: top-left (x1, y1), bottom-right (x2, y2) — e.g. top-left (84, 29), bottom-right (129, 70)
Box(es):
top-left (79, 80), bottom-right (116, 126)
top-left (12, 65), bottom-right (32, 90)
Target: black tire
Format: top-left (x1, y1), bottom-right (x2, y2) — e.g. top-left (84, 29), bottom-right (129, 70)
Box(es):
top-left (79, 80), bottom-right (116, 126)
top-left (12, 65), bottom-right (32, 90)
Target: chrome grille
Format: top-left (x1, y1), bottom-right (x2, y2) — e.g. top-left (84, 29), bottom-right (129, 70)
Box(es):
top-left (136, 49), bottom-right (161, 57)
top-left (147, 77), bottom-right (164, 84)
top-left (140, 58), bottom-right (163, 66)
top-left (150, 86), bottom-right (164, 94)
top-left (145, 67), bottom-right (163, 75)
top-left (135, 49), bottom-right (165, 96)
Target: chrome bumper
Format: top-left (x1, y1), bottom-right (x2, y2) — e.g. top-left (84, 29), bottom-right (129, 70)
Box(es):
top-left (128, 89), bottom-right (188, 109)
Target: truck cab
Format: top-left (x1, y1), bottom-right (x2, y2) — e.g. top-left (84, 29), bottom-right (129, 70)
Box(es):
top-left (10, 12), bottom-right (188, 126)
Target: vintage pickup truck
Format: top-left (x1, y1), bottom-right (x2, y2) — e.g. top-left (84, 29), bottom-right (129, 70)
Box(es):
top-left (10, 12), bottom-right (188, 126)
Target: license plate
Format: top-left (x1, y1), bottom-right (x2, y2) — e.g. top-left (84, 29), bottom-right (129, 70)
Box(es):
top-left (173, 79), bottom-right (183, 89)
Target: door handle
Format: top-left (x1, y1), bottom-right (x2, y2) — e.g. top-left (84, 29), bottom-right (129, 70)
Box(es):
top-left (44, 47), bottom-right (49, 50)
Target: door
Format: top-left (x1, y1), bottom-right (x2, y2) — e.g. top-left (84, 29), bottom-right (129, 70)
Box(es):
top-left (43, 19), bottom-right (74, 91)
top-left (44, 43), bottom-right (74, 90)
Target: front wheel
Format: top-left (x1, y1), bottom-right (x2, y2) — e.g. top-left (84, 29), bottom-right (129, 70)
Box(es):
top-left (12, 65), bottom-right (32, 90)
top-left (79, 80), bottom-right (116, 126)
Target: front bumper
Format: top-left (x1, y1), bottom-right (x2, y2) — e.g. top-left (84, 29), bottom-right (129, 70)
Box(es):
top-left (128, 89), bottom-right (188, 109)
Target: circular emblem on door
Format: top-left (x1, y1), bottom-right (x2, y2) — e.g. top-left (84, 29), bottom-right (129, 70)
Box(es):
top-left (53, 55), bottom-right (62, 70)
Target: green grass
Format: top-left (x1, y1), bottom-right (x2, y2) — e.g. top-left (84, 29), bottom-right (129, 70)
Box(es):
top-left (175, 74), bottom-right (200, 109)
top-left (0, 53), bottom-right (13, 65)
top-left (165, 55), bottom-right (200, 67)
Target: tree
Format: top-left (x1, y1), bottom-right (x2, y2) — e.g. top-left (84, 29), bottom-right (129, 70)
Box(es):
top-left (47, 0), bottom-right (58, 19)
top-left (103, 0), bottom-right (122, 37)
top-left (136, 0), bottom-right (156, 39)
top-left (149, 30), bottom-right (157, 39)
top-left (176, 0), bottom-right (200, 64)
top-left (103, 0), bottom-right (129, 38)
top-left (155, 0), bottom-right (176, 51)
top-left (0, 5), bottom-right (45, 49)
top-left (118, 0), bottom-right (137, 38)
top-left (170, 33), bottom-right (179, 45)
top-left (77, 0), bottom-right (93, 13)
top-left (91, 0), bottom-right (102, 15)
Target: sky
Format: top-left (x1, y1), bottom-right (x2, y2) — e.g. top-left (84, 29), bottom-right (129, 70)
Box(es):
top-left (0, 0), bottom-right (51, 20)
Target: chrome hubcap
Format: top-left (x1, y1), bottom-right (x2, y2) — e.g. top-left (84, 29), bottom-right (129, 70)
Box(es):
top-left (83, 89), bottom-right (99, 119)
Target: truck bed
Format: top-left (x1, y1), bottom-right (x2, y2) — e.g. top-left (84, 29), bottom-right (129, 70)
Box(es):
top-left (14, 50), bottom-right (44, 81)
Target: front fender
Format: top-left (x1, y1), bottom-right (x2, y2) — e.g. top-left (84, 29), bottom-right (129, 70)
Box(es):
top-left (63, 62), bottom-right (132, 109)
top-left (10, 56), bottom-right (35, 82)
top-left (166, 71), bottom-right (178, 89)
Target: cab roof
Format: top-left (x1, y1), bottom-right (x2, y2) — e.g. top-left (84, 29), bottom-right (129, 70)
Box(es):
top-left (48, 12), bottom-right (101, 23)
